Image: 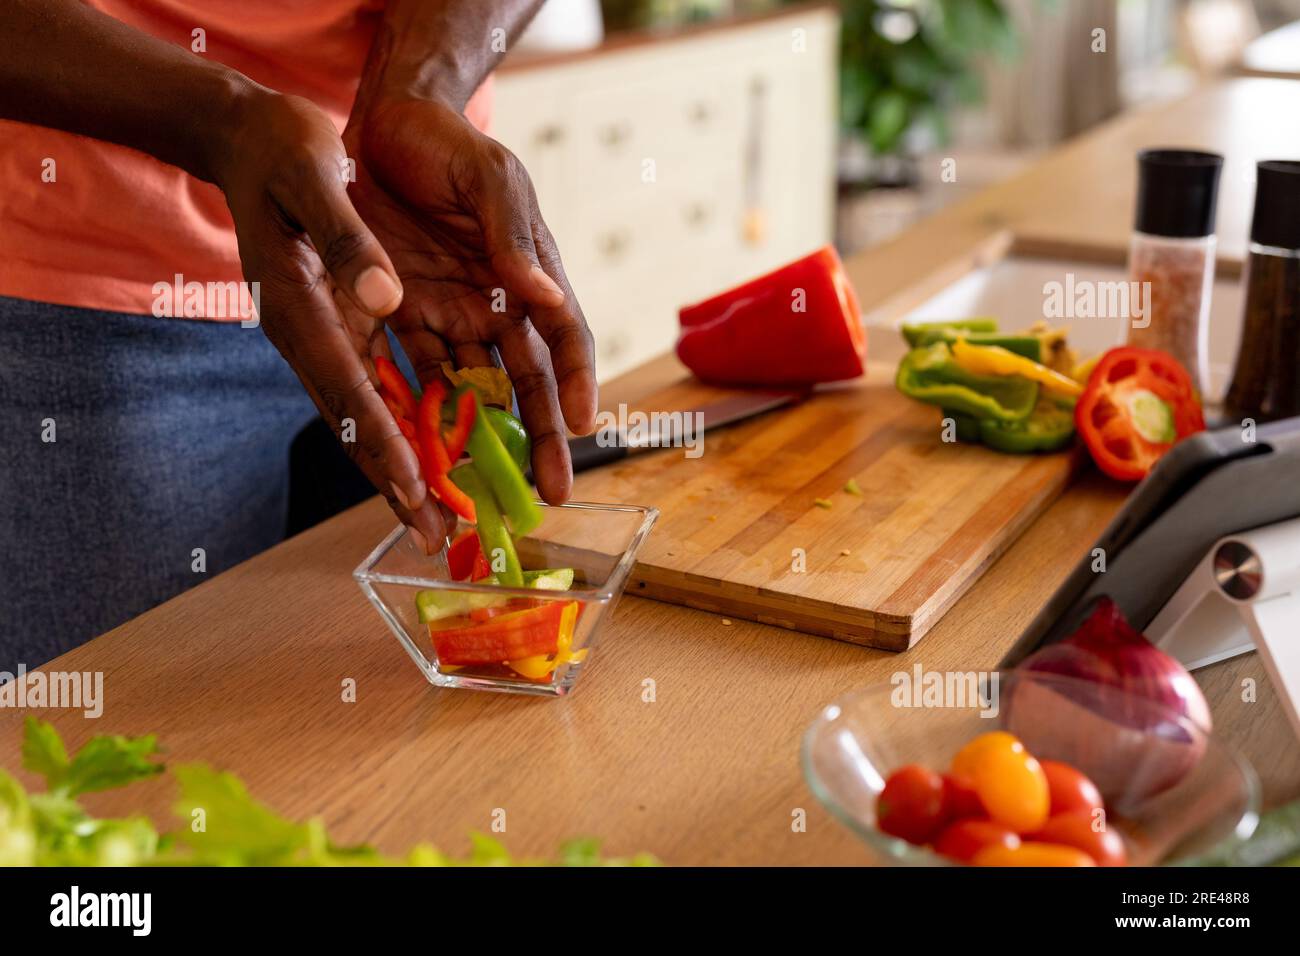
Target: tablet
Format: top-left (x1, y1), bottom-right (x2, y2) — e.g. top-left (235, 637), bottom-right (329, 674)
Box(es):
top-left (1000, 416), bottom-right (1300, 667)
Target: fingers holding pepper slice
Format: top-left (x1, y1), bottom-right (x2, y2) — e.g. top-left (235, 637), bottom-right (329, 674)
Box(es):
top-left (1075, 347), bottom-right (1205, 481)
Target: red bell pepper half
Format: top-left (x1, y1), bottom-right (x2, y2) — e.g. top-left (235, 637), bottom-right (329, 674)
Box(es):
top-left (1075, 347), bottom-right (1205, 482)
top-left (676, 245), bottom-right (866, 387)
top-left (430, 600), bottom-right (578, 666)
top-left (416, 383), bottom-right (477, 523)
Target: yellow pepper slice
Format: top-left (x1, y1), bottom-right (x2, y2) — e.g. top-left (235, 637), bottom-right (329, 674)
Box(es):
top-left (951, 338), bottom-right (1083, 397)
top-left (507, 602), bottom-right (583, 680)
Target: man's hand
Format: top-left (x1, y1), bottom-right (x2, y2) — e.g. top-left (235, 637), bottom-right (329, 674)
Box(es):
top-left (344, 97), bottom-right (597, 505)
top-left (214, 90), bottom-right (449, 550)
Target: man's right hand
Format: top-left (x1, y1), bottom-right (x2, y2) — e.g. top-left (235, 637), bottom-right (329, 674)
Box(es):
top-left (214, 89), bottom-right (449, 552)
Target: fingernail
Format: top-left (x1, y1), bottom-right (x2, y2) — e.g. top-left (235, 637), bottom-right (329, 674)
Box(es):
top-left (355, 266), bottom-right (402, 314)
top-left (530, 265), bottom-right (564, 299)
top-left (390, 481), bottom-right (413, 510)
top-left (409, 527), bottom-right (429, 555)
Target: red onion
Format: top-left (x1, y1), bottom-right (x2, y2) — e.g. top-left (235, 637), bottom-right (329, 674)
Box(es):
top-left (1005, 598), bottom-right (1212, 805)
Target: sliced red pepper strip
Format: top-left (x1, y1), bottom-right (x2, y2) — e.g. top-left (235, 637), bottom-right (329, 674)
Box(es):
top-left (445, 530), bottom-right (481, 581)
top-left (375, 356), bottom-right (418, 421)
top-left (444, 387), bottom-right (477, 464)
top-left (416, 383), bottom-right (477, 523)
top-left (430, 600), bottom-right (576, 666)
top-left (1075, 347), bottom-right (1205, 482)
top-left (381, 395), bottom-right (409, 423)
top-left (430, 462), bottom-right (476, 523)
top-left (395, 417), bottom-right (416, 442)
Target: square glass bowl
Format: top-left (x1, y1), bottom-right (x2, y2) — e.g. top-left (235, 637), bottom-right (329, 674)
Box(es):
top-left (354, 501), bottom-right (657, 696)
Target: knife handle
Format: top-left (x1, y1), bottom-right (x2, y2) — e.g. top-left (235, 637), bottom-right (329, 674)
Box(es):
top-left (569, 433), bottom-right (629, 474)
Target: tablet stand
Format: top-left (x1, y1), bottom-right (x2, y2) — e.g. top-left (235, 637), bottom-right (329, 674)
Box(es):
top-left (1146, 516), bottom-right (1300, 739)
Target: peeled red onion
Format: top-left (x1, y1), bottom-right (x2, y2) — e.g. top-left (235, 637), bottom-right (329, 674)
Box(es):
top-left (1005, 597), bottom-right (1212, 804)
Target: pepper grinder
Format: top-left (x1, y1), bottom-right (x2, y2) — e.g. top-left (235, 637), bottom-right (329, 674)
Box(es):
top-left (1125, 149), bottom-right (1223, 395)
top-left (1225, 160), bottom-right (1300, 423)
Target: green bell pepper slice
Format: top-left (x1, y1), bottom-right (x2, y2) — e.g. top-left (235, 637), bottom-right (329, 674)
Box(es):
top-left (977, 397), bottom-right (1077, 454)
top-left (912, 329), bottom-right (1043, 362)
top-left (442, 389), bottom-right (532, 474)
top-left (896, 343), bottom-right (1039, 424)
top-left (482, 407), bottom-right (531, 473)
top-left (901, 318), bottom-right (998, 347)
top-left (465, 391), bottom-right (542, 537)
top-left (450, 463), bottom-right (524, 587)
top-left (901, 318), bottom-right (1042, 361)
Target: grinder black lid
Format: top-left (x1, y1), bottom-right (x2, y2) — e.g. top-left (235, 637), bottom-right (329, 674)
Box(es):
top-left (1134, 149), bottom-right (1223, 239)
top-left (1251, 160), bottom-right (1300, 250)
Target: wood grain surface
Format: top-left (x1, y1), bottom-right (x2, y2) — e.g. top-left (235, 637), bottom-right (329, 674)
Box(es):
top-left (573, 359), bottom-right (1079, 650)
top-left (1, 79), bottom-right (1297, 866)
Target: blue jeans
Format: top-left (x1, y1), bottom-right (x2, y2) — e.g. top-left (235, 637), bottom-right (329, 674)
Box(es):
top-left (0, 296), bottom-right (369, 668)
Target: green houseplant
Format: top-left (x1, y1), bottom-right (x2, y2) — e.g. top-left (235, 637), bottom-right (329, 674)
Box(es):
top-left (599, 2), bottom-right (1022, 163)
top-left (835, 0), bottom-right (1021, 157)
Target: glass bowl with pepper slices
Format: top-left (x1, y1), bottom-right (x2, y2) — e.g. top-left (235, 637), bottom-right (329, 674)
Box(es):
top-left (354, 359), bottom-right (657, 696)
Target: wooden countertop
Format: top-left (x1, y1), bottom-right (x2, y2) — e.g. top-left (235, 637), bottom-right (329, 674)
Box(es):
top-left (3, 78), bottom-right (1299, 866)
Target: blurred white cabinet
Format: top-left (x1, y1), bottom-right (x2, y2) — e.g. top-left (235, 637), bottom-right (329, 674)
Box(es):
top-left (493, 8), bottom-right (839, 380)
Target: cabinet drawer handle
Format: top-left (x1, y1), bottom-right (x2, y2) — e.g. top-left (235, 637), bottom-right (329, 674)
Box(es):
top-left (688, 101), bottom-right (713, 126)
top-left (597, 230), bottom-right (630, 259)
top-left (600, 332), bottom-right (631, 361)
top-left (534, 124), bottom-right (566, 147)
top-left (598, 122), bottom-right (631, 148)
top-left (684, 201), bottom-right (713, 229)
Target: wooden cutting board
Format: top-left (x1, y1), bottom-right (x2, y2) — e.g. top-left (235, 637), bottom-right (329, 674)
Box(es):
top-left (571, 360), bottom-right (1081, 651)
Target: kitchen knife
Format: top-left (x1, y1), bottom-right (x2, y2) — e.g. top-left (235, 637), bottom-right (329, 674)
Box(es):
top-left (564, 389), bottom-right (808, 475)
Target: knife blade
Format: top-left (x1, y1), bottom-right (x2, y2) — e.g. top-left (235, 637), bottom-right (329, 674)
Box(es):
top-left (564, 388), bottom-right (807, 475)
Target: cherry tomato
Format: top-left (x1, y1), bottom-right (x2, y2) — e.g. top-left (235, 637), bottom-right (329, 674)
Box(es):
top-left (933, 820), bottom-right (1020, 864)
top-left (877, 765), bottom-right (947, 845)
top-left (941, 773), bottom-right (985, 820)
top-left (950, 731), bottom-right (1022, 778)
top-left (1041, 760), bottom-right (1105, 816)
top-left (973, 842), bottom-right (1097, 867)
top-left (953, 733), bottom-right (1049, 833)
top-left (1033, 811), bottom-right (1128, 867)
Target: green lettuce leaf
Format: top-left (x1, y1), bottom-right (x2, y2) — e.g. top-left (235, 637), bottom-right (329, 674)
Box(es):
top-left (4, 722), bottom-right (655, 867)
top-left (22, 716), bottom-right (163, 798)
top-left (171, 764), bottom-right (310, 866)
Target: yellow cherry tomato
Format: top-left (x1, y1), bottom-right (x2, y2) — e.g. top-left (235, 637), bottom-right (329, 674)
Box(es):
top-left (973, 841), bottom-right (1097, 867)
top-left (951, 732), bottom-right (1050, 833)
top-left (950, 732), bottom-right (1023, 779)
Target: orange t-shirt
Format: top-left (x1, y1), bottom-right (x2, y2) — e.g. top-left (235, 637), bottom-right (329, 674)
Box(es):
top-left (0, 0), bottom-right (491, 317)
